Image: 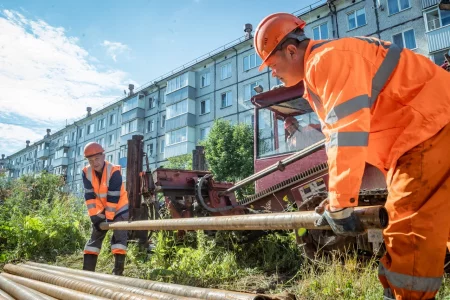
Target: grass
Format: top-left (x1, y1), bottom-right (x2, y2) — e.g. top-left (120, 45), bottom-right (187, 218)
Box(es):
top-left (33, 230), bottom-right (450, 300)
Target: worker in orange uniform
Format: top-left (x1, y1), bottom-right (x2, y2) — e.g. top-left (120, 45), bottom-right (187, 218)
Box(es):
top-left (82, 142), bottom-right (129, 276)
top-left (284, 116), bottom-right (324, 152)
top-left (254, 13), bottom-right (450, 300)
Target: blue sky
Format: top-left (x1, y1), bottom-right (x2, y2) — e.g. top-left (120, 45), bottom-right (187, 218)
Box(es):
top-left (0, 0), bottom-right (318, 156)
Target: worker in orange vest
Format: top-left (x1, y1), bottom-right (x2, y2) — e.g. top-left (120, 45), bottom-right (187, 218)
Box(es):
top-left (254, 13), bottom-right (450, 300)
top-left (82, 142), bottom-right (129, 276)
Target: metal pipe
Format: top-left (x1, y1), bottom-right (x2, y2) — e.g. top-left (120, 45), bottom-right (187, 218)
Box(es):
top-left (220, 139), bottom-right (325, 195)
top-left (99, 205), bottom-right (388, 231)
top-left (23, 264), bottom-right (199, 300)
top-left (1, 273), bottom-right (108, 300)
top-left (0, 288), bottom-right (15, 300)
top-left (24, 262), bottom-right (294, 300)
top-left (15, 282), bottom-right (58, 300)
top-left (0, 273), bottom-right (47, 300)
top-left (3, 264), bottom-right (153, 300)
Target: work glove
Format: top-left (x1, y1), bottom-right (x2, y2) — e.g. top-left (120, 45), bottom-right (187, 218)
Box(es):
top-left (91, 215), bottom-right (106, 232)
top-left (314, 199), bottom-right (365, 237)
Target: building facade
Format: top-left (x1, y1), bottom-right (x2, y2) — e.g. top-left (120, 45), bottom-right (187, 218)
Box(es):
top-left (3, 0), bottom-right (449, 196)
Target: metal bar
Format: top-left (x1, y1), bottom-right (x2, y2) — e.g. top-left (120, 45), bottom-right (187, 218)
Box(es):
top-left (3, 264), bottom-right (154, 300)
top-left (24, 264), bottom-right (199, 300)
top-left (2, 273), bottom-right (108, 300)
top-left (98, 205), bottom-right (387, 231)
top-left (0, 274), bottom-right (47, 300)
top-left (15, 282), bottom-right (58, 300)
top-left (24, 262), bottom-right (294, 300)
top-left (0, 288), bottom-right (15, 300)
top-left (221, 139), bottom-right (325, 195)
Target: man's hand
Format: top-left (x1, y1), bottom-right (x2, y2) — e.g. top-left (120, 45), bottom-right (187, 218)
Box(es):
top-left (93, 219), bottom-right (105, 232)
top-left (314, 199), bottom-right (366, 237)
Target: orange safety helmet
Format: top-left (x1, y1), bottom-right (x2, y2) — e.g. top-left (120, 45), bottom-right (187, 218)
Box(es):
top-left (284, 116), bottom-right (299, 130)
top-left (84, 142), bottom-right (104, 158)
top-left (254, 13), bottom-right (307, 71)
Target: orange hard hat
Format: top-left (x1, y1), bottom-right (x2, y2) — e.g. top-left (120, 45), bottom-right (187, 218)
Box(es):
top-left (284, 116), bottom-right (298, 130)
top-left (254, 13), bottom-right (307, 71)
top-left (84, 142), bottom-right (104, 158)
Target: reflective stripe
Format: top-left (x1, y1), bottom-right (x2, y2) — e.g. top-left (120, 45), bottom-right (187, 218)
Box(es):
top-left (325, 95), bottom-right (370, 124)
top-left (383, 288), bottom-right (395, 300)
top-left (97, 213), bottom-right (105, 219)
top-left (328, 132), bottom-right (369, 148)
top-left (115, 204), bottom-right (129, 215)
top-left (379, 264), bottom-right (442, 292)
top-left (311, 40), bottom-right (333, 52)
top-left (85, 188), bottom-right (94, 193)
top-left (86, 204), bottom-right (96, 209)
top-left (111, 244), bottom-right (127, 250)
top-left (106, 163), bottom-right (113, 188)
top-left (98, 193), bottom-right (107, 198)
top-left (370, 44), bottom-right (402, 106)
top-left (105, 206), bottom-right (116, 212)
top-left (307, 87), bottom-right (324, 115)
top-left (86, 166), bottom-right (92, 182)
top-left (354, 36), bottom-right (390, 49)
top-left (107, 191), bottom-right (120, 196)
top-left (84, 246), bottom-right (100, 253)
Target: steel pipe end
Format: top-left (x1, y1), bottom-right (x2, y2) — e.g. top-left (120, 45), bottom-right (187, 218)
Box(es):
top-left (378, 206), bottom-right (389, 229)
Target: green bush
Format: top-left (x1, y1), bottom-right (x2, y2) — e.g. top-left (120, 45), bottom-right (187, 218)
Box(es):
top-left (0, 173), bottom-right (90, 263)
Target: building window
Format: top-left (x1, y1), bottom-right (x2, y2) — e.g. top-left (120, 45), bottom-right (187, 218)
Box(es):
top-left (167, 100), bottom-right (188, 119)
top-left (151, 120), bottom-right (155, 132)
top-left (147, 143), bottom-right (154, 156)
top-left (432, 49), bottom-right (450, 65)
top-left (98, 118), bottom-right (106, 130)
top-left (108, 133), bottom-right (115, 145)
top-left (76, 165), bottom-right (81, 175)
top-left (121, 119), bottom-right (138, 135)
top-left (160, 140), bottom-right (165, 153)
top-left (387, 0), bottom-right (410, 15)
top-left (312, 23), bottom-right (328, 40)
top-left (245, 115), bottom-right (255, 128)
top-left (221, 91), bottom-right (232, 108)
top-left (149, 97), bottom-right (156, 109)
top-left (78, 128), bottom-right (84, 138)
top-left (167, 73), bottom-right (188, 94)
top-left (123, 94), bottom-right (145, 113)
top-left (71, 132), bottom-right (76, 141)
top-left (201, 72), bottom-right (211, 88)
top-left (200, 127), bottom-right (210, 140)
top-left (200, 99), bottom-right (210, 115)
top-left (392, 29), bottom-right (417, 50)
top-left (243, 53), bottom-right (262, 71)
top-left (107, 154), bottom-right (113, 162)
top-left (244, 82), bottom-right (261, 101)
top-left (166, 127), bottom-right (187, 145)
top-left (161, 91), bottom-right (166, 103)
top-left (347, 8), bottom-right (366, 30)
top-left (161, 115), bottom-right (166, 128)
top-left (77, 145), bottom-right (83, 156)
top-left (221, 63), bottom-right (232, 80)
top-left (96, 137), bottom-right (104, 148)
top-left (87, 123), bottom-right (95, 135)
top-left (425, 8), bottom-right (450, 31)
top-left (109, 114), bottom-right (116, 125)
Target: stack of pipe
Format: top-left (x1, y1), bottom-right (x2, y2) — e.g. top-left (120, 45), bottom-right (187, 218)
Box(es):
top-left (0, 262), bottom-right (296, 300)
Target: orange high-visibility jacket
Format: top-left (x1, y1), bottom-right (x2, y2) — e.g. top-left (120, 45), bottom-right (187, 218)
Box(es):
top-left (82, 161), bottom-right (129, 221)
top-left (303, 37), bottom-right (450, 208)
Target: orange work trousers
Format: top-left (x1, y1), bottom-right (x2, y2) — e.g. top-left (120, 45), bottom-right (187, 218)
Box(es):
top-left (378, 122), bottom-right (450, 300)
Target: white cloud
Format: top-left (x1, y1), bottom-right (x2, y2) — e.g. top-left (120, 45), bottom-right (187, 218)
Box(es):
top-left (0, 10), bottom-right (136, 155)
top-left (0, 123), bottom-right (43, 156)
top-left (102, 40), bottom-right (131, 62)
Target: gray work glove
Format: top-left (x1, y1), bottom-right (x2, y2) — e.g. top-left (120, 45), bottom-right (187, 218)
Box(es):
top-left (314, 199), bottom-right (366, 237)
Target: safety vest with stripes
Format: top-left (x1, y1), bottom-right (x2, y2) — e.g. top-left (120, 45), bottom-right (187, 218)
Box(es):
top-left (82, 161), bottom-right (129, 221)
top-left (303, 37), bottom-right (450, 209)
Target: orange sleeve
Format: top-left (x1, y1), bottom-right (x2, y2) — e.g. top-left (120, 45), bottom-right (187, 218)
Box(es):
top-left (305, 49), bottom-right (373, 208)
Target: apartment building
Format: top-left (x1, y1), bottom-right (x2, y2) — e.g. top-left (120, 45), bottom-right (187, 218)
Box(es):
top-left (3, 0), bottom-right (449, 196)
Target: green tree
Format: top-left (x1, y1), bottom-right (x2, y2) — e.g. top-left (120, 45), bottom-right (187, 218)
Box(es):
top-left (165, 154), bottom-right (192, 170)
top-left (202, 119), bottom-right (254, 183)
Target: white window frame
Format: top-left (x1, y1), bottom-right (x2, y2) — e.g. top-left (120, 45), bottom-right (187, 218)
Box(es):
top-left (201, 72), bottom-right (211, 88)
top-left (220, 63), bottom-right (232, 80)
top-left (425, 8), bottom-right (450, 32)
top-left (312, 22), bottom-right (328, 40)
top-left (243, 53), bottom-right (262, 71)
top-left (387, 0), bottom-right (411, 16)
top-left (71, 132), bottom-right (76, 141)
top-left (109, 113), bottom-right (116, 125)
top-left (97, 118), bottom-right (106, 130)
top-left (107, 154), bottom-right (113, 162)
top-left (221, 91), bottom-right (232, 108)
top-left (244, 81), bottom-right (261, 102)
top-left (78, 128), bottom-right (84, 138)
top-left (147, 143), bottom-right (154, 156)
top-left (160, 140), bottom-right (165, 154)
top-left (200, 99), bottom-right (210, 115)
top-left (87, 123), bottom-right (95, 135)
top-left (245, 114), bottom-right (254, 128)
top-left (161, 114), bottom-right (166, 128)
top-left (392, 28), bottom-right (417, 50)
top-left (347, 8), bottom-right (367, 30)
top-left (166, 73), bottom-right (188, 94)
top-left (200, 127), bottom-right (210, 140)
top-left (149, 97), bottom-right (156, 109)
top-left (108, 133), bottom-right (115, 146)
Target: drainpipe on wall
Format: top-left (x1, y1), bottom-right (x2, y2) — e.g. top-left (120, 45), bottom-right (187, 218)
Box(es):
top-left (212, 57), bottom-right (217, 121)
top-left (232, 47), bottom-right (239, 123)
top-left (327, 0), bottom-right (339, 38)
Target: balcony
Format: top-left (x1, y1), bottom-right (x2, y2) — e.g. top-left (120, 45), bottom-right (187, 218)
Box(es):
top-left (36, 149), bottom-right (49, 159)
top-left (165, 86), bottom-right (196, 106)
top-left (164, 141), bottom-right (196, 159)
top-left (422, 0), bottom-right (439, 9)
top-left (121, 107), bottom-right (145, 123)
top-left (427, 25), bottom-right (450, 52)
top-left (56, 140), bottom-right (70, 149)
top-left (53, 157), bottom-right (69, 167)
top-left (165, 114), bottom-right (196, 132)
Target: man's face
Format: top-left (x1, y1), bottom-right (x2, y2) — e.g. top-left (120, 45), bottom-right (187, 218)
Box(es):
top-left (87, 153), bottom-right (105, 173)
top-left (286, 123), bottom-right (297, 135)
top-left (265, 45), bottom-right (305, 87)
